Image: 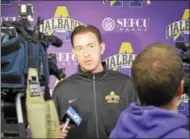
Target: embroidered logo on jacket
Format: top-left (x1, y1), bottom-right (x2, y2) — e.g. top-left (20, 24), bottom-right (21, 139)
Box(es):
top-left (105, 91), bottom-right (120, 103)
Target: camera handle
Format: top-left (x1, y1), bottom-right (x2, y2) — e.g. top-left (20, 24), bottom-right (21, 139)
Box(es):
top-left (1, 92), bottom-right (26, 138)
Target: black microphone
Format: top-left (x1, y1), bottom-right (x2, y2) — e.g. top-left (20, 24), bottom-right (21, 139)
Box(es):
top-left (61, 106), bottom-right (82, 130)
top-left (40, 34), bottom-right (63, 47)
top-left (48, 35), bottom-right (63, 47)
top-left (34, 16), bottom-right (63, 47)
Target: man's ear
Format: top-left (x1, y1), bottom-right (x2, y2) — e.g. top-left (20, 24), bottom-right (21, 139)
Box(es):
top-left (176, 80), bottom-right (184, 96)
top-left (100, 42), bottom-right (105, 55)
top-left (72, 48), bottom-right (77, 60)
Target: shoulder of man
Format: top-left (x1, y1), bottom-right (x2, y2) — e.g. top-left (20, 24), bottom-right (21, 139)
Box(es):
top-left (107, 69), bottom-right (132, 81)
top-left (53, 73), bottom-right (79, 94)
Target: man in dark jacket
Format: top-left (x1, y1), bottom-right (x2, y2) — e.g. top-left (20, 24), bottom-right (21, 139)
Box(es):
top-left (110, 43), bottom-right (190, 138)
top-left (52, 25), bottom-right (137, 138)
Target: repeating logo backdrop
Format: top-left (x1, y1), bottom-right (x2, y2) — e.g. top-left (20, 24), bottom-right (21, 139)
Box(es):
top-left (1, 1), bottom-right (189, 116)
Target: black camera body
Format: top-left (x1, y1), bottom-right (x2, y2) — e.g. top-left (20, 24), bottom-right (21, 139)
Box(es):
top-left (48, 54), bottom-right (66, 80)
top-left (176, 42), bottom-right (190, 96)
top-left (35, 18), bottom-right (66, 81)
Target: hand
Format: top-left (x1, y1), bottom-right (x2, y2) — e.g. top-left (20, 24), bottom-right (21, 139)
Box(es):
top-left (59, 124), bottom-right (71, 139)
top-left (1, 132), bottom-right (4, 138)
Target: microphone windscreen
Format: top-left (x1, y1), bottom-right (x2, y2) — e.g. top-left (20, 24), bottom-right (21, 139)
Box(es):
top-left (50, 35), bottom-right (63, 47)
top-left (61, 106), bottom-right (82, 127)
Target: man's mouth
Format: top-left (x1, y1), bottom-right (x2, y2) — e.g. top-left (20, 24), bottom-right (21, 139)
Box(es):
top-left (84, 60), bottom-right (92, 64)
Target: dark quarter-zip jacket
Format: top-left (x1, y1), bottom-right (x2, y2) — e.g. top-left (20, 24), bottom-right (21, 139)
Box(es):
top-left (52, 63), bottom-right (138, 139)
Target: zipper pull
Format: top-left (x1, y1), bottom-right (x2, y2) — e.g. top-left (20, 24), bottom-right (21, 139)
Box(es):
top-left (93, 74), bottom-right (95, 80)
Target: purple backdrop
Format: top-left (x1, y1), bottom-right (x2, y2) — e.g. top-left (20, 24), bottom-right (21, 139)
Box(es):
top-left (1, 1), bottom-right (189, 116)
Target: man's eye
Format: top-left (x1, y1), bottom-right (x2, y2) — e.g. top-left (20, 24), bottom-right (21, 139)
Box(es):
top-left (76, 47), bottom-right (82, 50)
top-left (90, 45), bottom-right (94, 48)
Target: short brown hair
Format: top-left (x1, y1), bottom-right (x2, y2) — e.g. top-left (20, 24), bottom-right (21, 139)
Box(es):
top-left (71, 25), bottom-right (102, 47)
top-left (131, 43), bottom-right (184, 107)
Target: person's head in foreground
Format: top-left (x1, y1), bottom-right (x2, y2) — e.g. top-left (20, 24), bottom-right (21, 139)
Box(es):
top-left (71, 24), bottom-right (105, 73)
top-left (110, 43), bottom-right (189, 138)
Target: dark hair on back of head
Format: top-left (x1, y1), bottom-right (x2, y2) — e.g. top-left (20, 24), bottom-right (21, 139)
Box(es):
top-left (131, 42), bottom-right (184, 107)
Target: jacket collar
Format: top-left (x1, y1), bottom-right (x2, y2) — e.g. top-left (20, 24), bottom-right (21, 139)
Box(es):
top-left (77, 62), bottom-right (109, 81)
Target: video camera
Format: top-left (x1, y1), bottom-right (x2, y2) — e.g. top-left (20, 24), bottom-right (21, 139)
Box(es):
top-left (1, 4), bottom-right (65, 138)
top-left (176, 42), bottom-right (190, 96)
top-left (1, 4), bottom-right (65, 92)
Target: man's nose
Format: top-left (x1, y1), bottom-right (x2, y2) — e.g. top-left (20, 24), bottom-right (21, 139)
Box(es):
top-left (83, 47), bottom-right (89, 57)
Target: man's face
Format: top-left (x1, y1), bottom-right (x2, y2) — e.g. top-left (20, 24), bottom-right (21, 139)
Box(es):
top-left (72, 32), bottom-right (105, 72)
